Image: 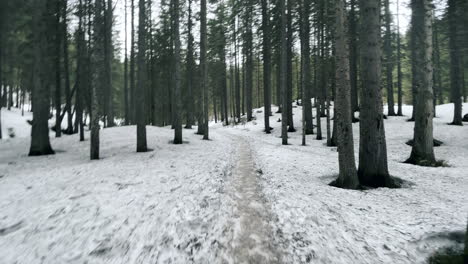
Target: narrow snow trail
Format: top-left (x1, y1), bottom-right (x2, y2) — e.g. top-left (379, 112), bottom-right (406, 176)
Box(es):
top-left (224, 135), bottom-right (283, 264)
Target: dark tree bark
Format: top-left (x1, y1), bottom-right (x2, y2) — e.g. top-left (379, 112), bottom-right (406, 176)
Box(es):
top-left (300, 0), bottom-right (313, 135)
top-left (396, 0), bottom-right (404, 116)
top-left (201, 0), bottom-right (209, 140)
top-left (448, 0), bottom-right (463, 126)
top-left (90, 0), bottom-right (106, 160)
top-left (185, 0), bottom-right (195, 129)
top-left (406, 0), bottom-right (436, 165)
top-left (332, 0), bottom-right (359, 189)
top-left (54, 0), bottom-right (62, 138)
top-left (105, 0), bottom-right (115, 127)
top-left (76, 0), bottom-right (86, 141)
top-left (29, 0), bottom-right (55, 156)
top-left (280, 0), bottom-right (288, 145)
top-left (384, 0), bottom-right (396, 116)
top-left (136, 0), bottom-right (148, 151)
top-left (172, 0), bottom-right (182, 144)
top-left (63, 0), bottom-right (74, 134)
top-left (262, 0), bottom-right (272, 134)
top-left (130, 0), bottom-right (136, 124)
top-left (245, 0), bottom-right (253, 122)
top-left (349, 0), bottom-right (359, 121)
top-left (124, 0), bottom-right (130, 125)
top-left (286, 0), bottom-right (295, 132)
top-left (358, 0), bottom-right (394, 187)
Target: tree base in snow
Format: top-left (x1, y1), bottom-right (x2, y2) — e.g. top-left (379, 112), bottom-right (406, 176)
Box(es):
top-left (406, 139), bottom-right (443, 147)
top-left (351, 117), bottom-right (360, 123)
top-left (28, 147), bottom-right (55, 156)
top-left (449, 121), bottom-right (464, 126)
top-left (329, 177), bottom-right (360, 190)
top-left (407, 117), bottom-right (415, 122)
top-left (404, 156), bottom-right (447, 167)
top-left (462, 114), bottom-right (468, 122)
top-left (288, 126), bottom-right (296, 132)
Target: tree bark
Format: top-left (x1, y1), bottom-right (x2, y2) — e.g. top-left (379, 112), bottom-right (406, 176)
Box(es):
top-left (406, 0), bottom-right (436, 165)
top-left (332, 0), bottom-right (359, 189)
top-left (358, 0), bottom-right (394, 187)
top-left (300, 0), bottom-right (314, 135)
top-left (136, 0), bottom-right (148, 151)
top-left (448, 0), bottom-right (463, 125)
top-left (262, 0), bottom-right (272, 134)
top-left (384, 0), bottom-right (396, 116)
top-left (280, 0), bottom-right (288, 145)
top-left (29, 0), bottom-right (55, 156)
top-left (173, 0), bottom-right (183, 144)
top-left (201, 0), bottom-right (209, 140)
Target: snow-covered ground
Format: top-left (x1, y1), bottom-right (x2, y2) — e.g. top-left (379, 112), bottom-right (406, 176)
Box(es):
top-left (222, 103), bottom-right (468, 263)
top-left (0, 103), bottom-right (467, 264)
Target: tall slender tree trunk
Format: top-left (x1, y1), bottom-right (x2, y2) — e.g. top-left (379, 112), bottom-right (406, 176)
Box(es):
top-left (286, 0), bottom-right (295, 132)
top-left (406, 0), bottom-right (436, 165)
top-left (91, 0), bottom-right (106, 160)
top-left (55, 0), bottom-right (62, 138)
top-left (396, 0), bottom-right (404, 116)
top-left (105, 0), bottom-right (115, 127)
top-left (246, 0), bottom-right (253, 122)
top-left (280, 0), bottom-right (288, 145)
top-left (262, 0), bottom-right (271, 134)
top-left (185, 0), bottom-right (195, 129)
top-left (173, 0), bottom-right (183, 143)
top-left (201, 0), bottom-right (209, 140)
top-left (349, 0), bottom-right (359, 121)
top-left (130, 0), bottom-right (136, 124)
top-left (358, 0), bottom-right (394, 187)
top-left (332, 0), bottom-right (359, 189)
top-left (384, 0), bottom-right (396, 116)
top-left (448, 0), bottom-right (463, 126)
top-left (136, 0), bottom-right (148, 151)
top-left (299, 0), bottom-right (313, 135)
top-left (29, 0), bottom-right (55, 156)
top-left (63, 0), bottom-right (73, 133)
top-left (124, 0), bottom-right (129, 125)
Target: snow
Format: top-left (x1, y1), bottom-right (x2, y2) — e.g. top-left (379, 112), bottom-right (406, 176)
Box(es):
top-left (222, 103), bottom-right (468, 263)
top-left (0, 103), bottom-right (467, 263)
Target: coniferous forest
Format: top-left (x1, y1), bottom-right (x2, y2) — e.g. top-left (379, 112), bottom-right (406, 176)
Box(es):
top-left (0, 0), bottom-right (467, 263)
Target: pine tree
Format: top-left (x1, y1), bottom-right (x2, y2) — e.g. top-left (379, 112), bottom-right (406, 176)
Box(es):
top-left (384, 0), bottom-right (396, 116)
top-left (332, 0), bottom-right (359, 189)
top-left (262, 0), bottom-right (272, 134)
top-left (448, 0), bottom-right (463, 125)
top-left (29, 0), bottom-right (55, 156)
top-left (136, 0), bottom-right (148, 151)
top-left (406, 0), bottom-right (437, 166)
top-left (358, 0), bottom-right (394, 187)
top-left (201, 0), bottom-right (209, 140)
top-left (280, 0), bottom-right (288, 145)
top-left (172, 0), bottom-right (183, 144)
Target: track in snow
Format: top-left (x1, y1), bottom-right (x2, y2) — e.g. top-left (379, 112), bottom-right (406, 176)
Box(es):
top-left (224, 136), bottom-right (283, 264)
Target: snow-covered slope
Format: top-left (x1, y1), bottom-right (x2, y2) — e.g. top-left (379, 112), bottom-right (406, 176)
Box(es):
top-left (223, 103), bottom-right (468, 263)
top-left (0, 103), bottom-right (467, 264)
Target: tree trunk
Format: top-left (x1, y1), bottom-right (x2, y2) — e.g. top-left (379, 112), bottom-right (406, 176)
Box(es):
top-left (286, 0), bottom-right (295, 132)
top-left (280, 0), bottom-right (288, 145)
top-left (90, 0), bottom-right (106, 160)
top-left (396, 0), bottom-right (404, 116)
top-left (358, 0), bottom-right (394, 187)
top-left (173, 0), bottom-right (183, 144)
top-left (262, 0), bottom-right (271, 134)
top-left (384, 0), bottom-right (396, 116)
top-left (185, 0), bottom-right (194, 129)
top-left (124, 0), bottom-right (129, 125)
top-left (300, 0), bottom-right (314, 135)
top-left (246, 0), bottom-right (253, 122)
top-left (63, 0), bottom-right (74, 133)
top-left (130, 0), bottom-right (136, 124)
top-left (332, 0), bottom-right (359, 189)
top-left (29, 0), bottom-right (55, 156)
top-left (105, 0), bottom-right (115, 127)
top-left (201, 0), bottom-right (209, 140)
top-left (136, 0), bottom-right (148, 151)
top-left (448, 0), bottom-right (463, 126)
top-left (406, 0), bottom-right (436, 165)
top-left (349, 0), bottom-right (359, 121)
top-left (54, 0), bottom-right (62, 138)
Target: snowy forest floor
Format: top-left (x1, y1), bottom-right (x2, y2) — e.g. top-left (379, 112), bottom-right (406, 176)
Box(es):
top-left (0, 103), bottom-right (467, 264)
